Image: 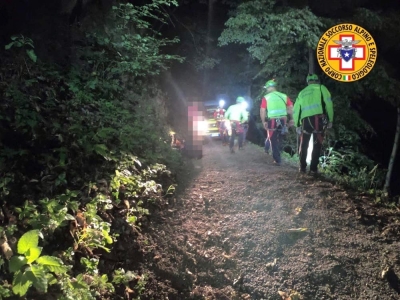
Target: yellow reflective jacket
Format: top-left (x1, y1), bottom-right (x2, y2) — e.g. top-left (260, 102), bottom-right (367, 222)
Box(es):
top-left (264, 91), bottom-right (289, 118)
top-left (224, 103), bottom-right (248, 123)
top-left (294, 84), bottom-right (333, 127)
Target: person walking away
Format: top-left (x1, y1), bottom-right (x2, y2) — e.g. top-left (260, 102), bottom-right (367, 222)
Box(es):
top-left (225, 97), bottom-right (248, 153)
top-left (219, 118), bottom-right (230, 146)
top-left (260, 79), bottom-right (294, 165)
top-left (294, 74), bottom-right (333, 175)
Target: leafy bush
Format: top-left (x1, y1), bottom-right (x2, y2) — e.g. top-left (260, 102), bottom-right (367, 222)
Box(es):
top-left (320, 124), bottom-right (385, 192)
top-left (0, 1), bottom-right (184, 298)
top-left (0, 0), bottom-right (183, 205)
top-left (9, 230), bottom-right (68, 296)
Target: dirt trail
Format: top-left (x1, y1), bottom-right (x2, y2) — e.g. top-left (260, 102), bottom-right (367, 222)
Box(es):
top-left (144, 141), bottom-right (400, 300)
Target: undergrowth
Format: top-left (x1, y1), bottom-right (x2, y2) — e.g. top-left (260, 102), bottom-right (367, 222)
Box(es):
top-left (0, 1), bottom-right (184, 299)
top-left (280, 123), bottom-right (386, 196)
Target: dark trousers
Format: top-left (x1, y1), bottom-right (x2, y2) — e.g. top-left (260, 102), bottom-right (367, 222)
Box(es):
top-left (299, 115), bottom-right (326, 172)
top-left (229, 121), bottom-right (244, 149)
top-left (265, 118), bottom-right (286, 163)
top-left (243, 124), bottom-right (248, 143)
top-left (222, 132), bottom-right (229, 144)
top-left (219, 122), bottom-right (229, 144)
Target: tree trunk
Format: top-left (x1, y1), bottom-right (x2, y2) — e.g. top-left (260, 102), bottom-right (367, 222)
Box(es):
top-left (308, 48), bottom-right (314, 74)
top-left (383, 106), bottom-right (400, 195)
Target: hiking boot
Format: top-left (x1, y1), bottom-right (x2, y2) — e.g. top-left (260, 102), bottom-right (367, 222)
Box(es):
top-left (230, 147), bottom-right (235, 154)
top-left (273, 161), bottom-right (281, 166)
top-left (239, 146), bottom-right (244, 150)
top-left (299, 167), bottom-right (306, 173)
top-left (309, 170), bottom-right (319, 177)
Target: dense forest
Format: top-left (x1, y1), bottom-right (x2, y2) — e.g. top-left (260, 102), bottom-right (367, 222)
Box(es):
top-left (0, 0), bottom-right (399, 298)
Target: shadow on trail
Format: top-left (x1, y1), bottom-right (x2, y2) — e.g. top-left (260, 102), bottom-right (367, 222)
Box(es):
top-left (387, 269), bottom-right (400, 294)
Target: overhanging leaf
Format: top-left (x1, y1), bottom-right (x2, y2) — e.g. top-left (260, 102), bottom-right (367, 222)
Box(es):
top-left (102, 230), bottom-right (113, 244)
top-left (25, 247), bottom-right (42, 264)
top-left (36, 256), bottom-right (67, 273)
top-left (9, 256), bottom-right (28, 273)
top-left (5, 42), bottom-right (15, 50)
top-left (65, 213), bottom-right (76, 221)
top-left (47, 273), bottom-right (58, 285)
top-left (17, 230), bottom-right (40, 255)
top-left (93, 144), bottom-right (109, 157)
top-left (26, 265), bottom-right (48, 293)
top-left (72, 274), bottom-right (89, 289)
top-left (26, 49), bottom-right (37, 63)
top-left (12, 270), bottom-right (32, 297)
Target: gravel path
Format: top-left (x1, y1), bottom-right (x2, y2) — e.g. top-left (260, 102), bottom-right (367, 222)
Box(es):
top-left (144, 140), bottom-right (400, 300)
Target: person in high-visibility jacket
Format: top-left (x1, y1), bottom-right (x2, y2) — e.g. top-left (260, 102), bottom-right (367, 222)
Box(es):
top-left (225, 97), bottom-right (248, 153)
top-left (294, 74), bottom-right (334, 174)
top-left (260, 79), bottom-right (294, 165)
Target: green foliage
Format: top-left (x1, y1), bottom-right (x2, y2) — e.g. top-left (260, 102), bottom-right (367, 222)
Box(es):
top-left (83, 1), bottom-right (183, 79)
top-left (90, 273), bottom-right (114, 297)
top-left (112, 268), bottom-right (137, 285)
top-left (4, 161), bottom-right (176, 298)
top-left (134, 274), bottom-right (148, 299)
top-left (111, 155), bottom-right (172, 200)
top-left (59, 1), bottom-right (184, 172)
top-left (319, 124), bottom-right (386, 191)
top-left (79, 257), bottom-right (114, 296)
top-left (280, 126), bottom-right (385, 192)
top-left (320, 148), bottom-right (385, 191)
top-left (76, 221), bottom-right (113, 253)
top-left (0, 283), bottom-right (12, 299)
top-left (112, 270), bottom-right (148, 300)
top-left (5, 35), bottom-right (37, 63)
top-left (57, 273), bottom-right (95, 300)
top-left (9, 230), bottom-right (68, 297)
top-left (15, 195), bottom-right (78, 233)
top-left (329, 95), bottom-right (374, 136)
top-left (0, 1), bottom-right (182, 299)
top-left (110, 159), bottom-right (176, 229)
top-left (220, 2), bottom-right (400, 195)
top-left (0, 0), bottom-right (184, 206)
top-left (219, 0), bottom-right (323, 85)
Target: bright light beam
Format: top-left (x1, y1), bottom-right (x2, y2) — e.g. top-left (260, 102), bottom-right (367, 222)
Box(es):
top-left (306, 134), bottom-right (313, 164)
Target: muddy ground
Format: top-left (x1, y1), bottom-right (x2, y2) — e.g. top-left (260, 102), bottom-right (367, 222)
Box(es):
top-left (137, 140), bottom-right (400, 300)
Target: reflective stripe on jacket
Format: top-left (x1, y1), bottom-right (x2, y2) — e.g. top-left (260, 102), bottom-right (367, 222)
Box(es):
top-left (293, 84), bottom-right (333, 127)
top-left (265, 91), bottom-right (288, 118)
